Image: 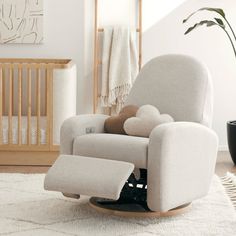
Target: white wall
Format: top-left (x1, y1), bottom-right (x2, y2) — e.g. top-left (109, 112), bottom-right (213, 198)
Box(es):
top-left (142, 0), bottom-right (236, 149)
top-left (85, 0), bottom-right (236, 149)
top-left (2, 0), bottom-right (235, 148)
top-left (83, 0), bottom-right (186, 113)
top-left (0, 0), bottom-right (85, 113)
top-left (142, 0), bottom-right (187, 31)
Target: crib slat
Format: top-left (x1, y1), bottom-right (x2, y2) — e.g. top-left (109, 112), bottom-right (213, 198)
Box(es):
top-left (44, 64), bottom-right (48, 116)
top-left (49, 68), bottom-right (53, 148)
top-left (0, 65), bottom-right (2, 144)
top-left (46, 66), bottom-right (53, 147)
top-left (36, 67), bottom-right (41, 145)
top-left (12, 65), bottom-right (14, 113)
top-left (2, 66), bottom-right (5, 116)
top-left (8, 65), bottom-right (13, 144)
top-left (18, 65), bottom-right (22, 145)
top-left (27, 66), bottom-right (32, 145)
top-left (46, 68), bottom-right (50, 146)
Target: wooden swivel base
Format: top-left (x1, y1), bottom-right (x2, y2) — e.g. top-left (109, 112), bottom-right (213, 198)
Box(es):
top-left (89, 197), bottom-right (191, 218)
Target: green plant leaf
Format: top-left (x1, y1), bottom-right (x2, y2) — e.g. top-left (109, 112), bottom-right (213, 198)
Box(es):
top-left (183, 7), bottom-right (225, 23)
top-left (184, 20), bottom-right (218, 35)
top-left (204, 8), bottom-right (225, 17)
top-left (214, 18), bottom-right (225, 28)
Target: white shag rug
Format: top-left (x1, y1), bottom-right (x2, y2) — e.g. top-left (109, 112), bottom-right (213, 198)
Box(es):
top-left (221, 172), bottom-right (236, 209)
top-left (0, 174), bottom-right (236, 236)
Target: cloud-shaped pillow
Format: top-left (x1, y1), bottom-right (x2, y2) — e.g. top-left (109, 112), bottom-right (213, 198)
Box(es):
top-left (123, 105), bottom-right (174, 137)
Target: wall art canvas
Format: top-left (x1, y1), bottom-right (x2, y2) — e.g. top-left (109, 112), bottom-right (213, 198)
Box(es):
top-left (0, 0), bottom-right (43, 44)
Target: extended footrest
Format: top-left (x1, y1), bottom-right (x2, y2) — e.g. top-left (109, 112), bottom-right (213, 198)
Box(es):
top-left (44, 155), bottom-right (134, 200)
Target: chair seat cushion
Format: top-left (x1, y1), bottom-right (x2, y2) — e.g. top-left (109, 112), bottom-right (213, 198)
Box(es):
top-left (73, 133), bottom-right (149, 168)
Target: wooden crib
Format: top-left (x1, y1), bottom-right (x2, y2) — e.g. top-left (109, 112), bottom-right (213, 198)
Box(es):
top-left (0, 59), bottom-right (76, 165)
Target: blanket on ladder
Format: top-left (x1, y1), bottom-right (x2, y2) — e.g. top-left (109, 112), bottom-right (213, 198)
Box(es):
top-left (101, 26), bottom-right (138, 112)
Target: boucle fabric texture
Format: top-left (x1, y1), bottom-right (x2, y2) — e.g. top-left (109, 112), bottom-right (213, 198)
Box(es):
top-left (125, 54), bottom-right (213, 127)
top-left (73, 134), bottom-right (148, 169)
top-left (124, 105), bottom-right (174, 137)
top-left (0, 174), bottom-right (235, 236)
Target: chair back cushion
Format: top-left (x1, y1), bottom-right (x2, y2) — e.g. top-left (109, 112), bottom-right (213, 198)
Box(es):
top-left (125, 54), bottom-right (213, 127)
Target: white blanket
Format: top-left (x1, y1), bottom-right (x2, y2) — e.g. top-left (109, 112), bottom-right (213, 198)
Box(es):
top-left (101, 26), bottom-right (138, 112)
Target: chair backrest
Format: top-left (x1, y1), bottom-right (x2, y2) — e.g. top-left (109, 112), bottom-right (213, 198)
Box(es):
top-left (125, 54), bottom-right (213, 127)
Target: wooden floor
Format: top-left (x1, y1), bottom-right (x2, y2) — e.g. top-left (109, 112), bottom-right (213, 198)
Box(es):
top-left (215, 151), bottom-right (236, 176)
top-left (0, 151), bottom-right (235, 177)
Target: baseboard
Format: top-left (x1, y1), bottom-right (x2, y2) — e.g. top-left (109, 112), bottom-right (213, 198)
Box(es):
top-left (0, 151), bottom-right (59, 166)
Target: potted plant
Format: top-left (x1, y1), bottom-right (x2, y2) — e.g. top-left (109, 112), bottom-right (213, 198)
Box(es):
top-left (183, 7), bottom-right (236, 164)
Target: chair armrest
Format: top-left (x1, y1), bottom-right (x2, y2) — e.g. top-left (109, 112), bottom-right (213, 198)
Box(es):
top-left (60, 114), bottom-right (109, 154)
top-left (147, 122), bottom-right (218, 212)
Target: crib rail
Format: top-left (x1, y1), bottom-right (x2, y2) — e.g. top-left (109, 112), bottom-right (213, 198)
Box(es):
top-left (0, 58), bottom-right (71, 151)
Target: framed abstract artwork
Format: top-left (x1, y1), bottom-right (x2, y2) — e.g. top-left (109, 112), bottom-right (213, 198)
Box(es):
top-left (0, 0), bottom-right (43, 44)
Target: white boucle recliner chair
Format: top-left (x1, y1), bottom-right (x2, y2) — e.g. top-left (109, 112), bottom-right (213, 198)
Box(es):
top-left (44, 54), bottom-right (218, 216)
